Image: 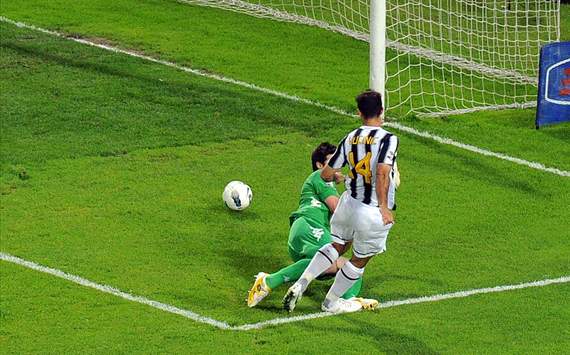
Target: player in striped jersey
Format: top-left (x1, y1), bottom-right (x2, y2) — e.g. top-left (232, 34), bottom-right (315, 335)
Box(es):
top-left (283, 90), bottom-right (399, 314)
top-left (247, 143), bottom-right (378, 310)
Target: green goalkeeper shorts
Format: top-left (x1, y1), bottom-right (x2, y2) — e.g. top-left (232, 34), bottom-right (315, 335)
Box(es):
top-left (287, 216), bottom-right (332, 262)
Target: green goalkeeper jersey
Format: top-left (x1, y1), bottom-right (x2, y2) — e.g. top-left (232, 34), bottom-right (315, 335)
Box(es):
top-left (289, 170), bottom-right (339, 229)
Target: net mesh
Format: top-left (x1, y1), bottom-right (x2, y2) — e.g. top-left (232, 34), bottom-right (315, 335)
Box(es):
top-left (180, 0), bottom-right (560, 117)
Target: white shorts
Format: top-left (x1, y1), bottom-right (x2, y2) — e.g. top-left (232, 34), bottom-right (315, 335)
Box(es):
top-left (330, 192), bottom-right (393, 258)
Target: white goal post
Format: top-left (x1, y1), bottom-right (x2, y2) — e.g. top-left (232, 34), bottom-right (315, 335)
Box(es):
top-left (180, 0), bottom-right (561, 118)
top-left (369, 0), bottom-right (387, 100)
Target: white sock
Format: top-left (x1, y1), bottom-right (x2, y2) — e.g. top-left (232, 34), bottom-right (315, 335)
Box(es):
top-left (296, 243), bottom-right (339, 292)
top-left (324, 261), bottom-right (364, 305)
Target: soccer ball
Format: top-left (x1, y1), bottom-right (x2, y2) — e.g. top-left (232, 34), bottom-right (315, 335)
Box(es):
top-left (223, 181), bottom-right (253, 211)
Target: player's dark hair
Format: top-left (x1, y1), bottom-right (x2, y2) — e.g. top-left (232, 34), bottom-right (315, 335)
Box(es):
top-left (311, 142), bottom-right (337, 171)
top-left (356, 90), bottom-right (383, 119)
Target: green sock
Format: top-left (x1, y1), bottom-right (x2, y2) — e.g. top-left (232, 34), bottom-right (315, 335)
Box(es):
top-left (341, 277), bottom-right (363, 299)
top-left (265, 258), bottom-right (311, 290)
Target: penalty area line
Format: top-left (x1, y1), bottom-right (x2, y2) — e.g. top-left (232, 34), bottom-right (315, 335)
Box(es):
top-left (234, 275), bottom-right (570, 330)
top-left (1, 16), bottom-right (568, 178)
top-left (2, 252), bottom-right (569, 331)
top-left (0, 252), bottom-right (232, 330)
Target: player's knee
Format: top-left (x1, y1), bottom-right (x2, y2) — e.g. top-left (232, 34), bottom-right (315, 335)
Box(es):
top-left (319, 243), bottom-right (340, 262)
top-left (322, 263), bottom-right (338, 276)
top-left (332, 242), bottom-right (348, 255)
top-left (350, 255), bottom-right (372, 268)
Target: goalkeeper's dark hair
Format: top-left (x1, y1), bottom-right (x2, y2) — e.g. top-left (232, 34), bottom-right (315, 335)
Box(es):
top-left (356, 90), bottom-right (383, 119)
top-left (311, 142), bottom-right (337, 171)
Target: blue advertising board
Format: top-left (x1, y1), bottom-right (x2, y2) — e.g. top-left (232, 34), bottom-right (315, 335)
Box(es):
top-left (536, 42), bottom-right (570, 128)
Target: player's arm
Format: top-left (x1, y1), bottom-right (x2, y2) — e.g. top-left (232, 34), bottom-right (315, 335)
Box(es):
top-left (317, 169), bottom-right (340, 212)
top-left (320, 136), bottom-right (346, 210)
top-left (324, 195), bottom-right (339, 212)
top-left (323, 256), bottom-right (349, 275)
top-left (377, 135), bottom-right (399, 225)
top-left (376, 164), bottom-right (393, 225)
top-left (320, 165), bottom-right (336, 182)
top-left (321, 136), bottom-right (347, 182)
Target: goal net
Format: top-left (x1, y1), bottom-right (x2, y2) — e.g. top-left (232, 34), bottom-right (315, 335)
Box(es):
top-left (180, 0), bottom-right (561, 118)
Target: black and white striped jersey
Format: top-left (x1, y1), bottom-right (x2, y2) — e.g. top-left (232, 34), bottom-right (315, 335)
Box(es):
top-left (328, 125), bottom-right (399, 207)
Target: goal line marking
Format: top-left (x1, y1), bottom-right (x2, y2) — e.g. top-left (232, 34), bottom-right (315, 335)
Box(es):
top-left (1, 16), bottom-right (568, 178)
top-left (2, 252), bottom-right (569, 331)
top-left (236, 275), bottom-right (570, 330)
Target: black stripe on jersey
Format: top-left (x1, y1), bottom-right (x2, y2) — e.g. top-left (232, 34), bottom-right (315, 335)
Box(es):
top-left (328, 136), bottom-right (347, 168)
top-left (378, 134), bottom-right (393, 164)
top-left (349, 129), bottom-right (363, 199)
top-left (362, 129), bottom-right (379, 205)
top-left (392, 136), bottom-right (399, 163)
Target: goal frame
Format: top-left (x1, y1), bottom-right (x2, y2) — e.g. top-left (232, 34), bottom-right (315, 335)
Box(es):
top-left (369, 0), bottom-right (387, 111)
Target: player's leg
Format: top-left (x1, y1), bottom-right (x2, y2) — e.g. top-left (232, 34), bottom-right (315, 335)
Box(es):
top-left (341, 276), bottom-right (362, 299)
top-left (321, 203), bottom-right (392, 313)
top-left (264, 258), bottom-right (310, 290)
top-left (264, 245), bottom-right (347, 293)
top-left (248, 258), bottom-right (313, 307)
top-left (283, 193), bottom-right (354, 312)
top-left (339, 276), bottom-right (378, 309)
top-left (328, 256), bottom-right (362, 300)
top-left (295, 197), bottom-right (354, 291)
top-left (273, 253), bottom-right (366, 306)
top-left (267, 220), bottom-right (340, 290)
top-left (248, 217), bottom-right (315, 307)
top-left (320, 254), bottom-right (371, 312)
top-left (262, 224), bottom-right (304, 290)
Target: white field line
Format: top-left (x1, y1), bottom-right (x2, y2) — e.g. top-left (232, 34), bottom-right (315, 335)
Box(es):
top-left (0, 17), bottom-right (348, 117)
top-left (1, 16), bottom-right (569, 178)
top-left (419, 101), bottom-right (537, 118)
top-left (384, 122), bottom-right (569, 177)
top-left (235, 275), bottom-right (570, 330)
top-left (2, 251), bottom-right (569, 331)
top-left (0, 252), bottom-right (232, 330)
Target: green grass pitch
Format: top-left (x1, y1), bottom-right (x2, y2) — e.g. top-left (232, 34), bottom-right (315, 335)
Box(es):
top-left (1, 0), bottom-right (570, 353)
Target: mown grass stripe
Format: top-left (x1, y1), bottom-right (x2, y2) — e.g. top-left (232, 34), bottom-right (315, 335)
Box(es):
top-left (0, 252), bottom-right (232, 330)
top-left (1, 16), bottom-right (568, 178)
top-left (2, 251), bottom-right (568, 331)
top-left (235, 275), bottom-right (570, 330)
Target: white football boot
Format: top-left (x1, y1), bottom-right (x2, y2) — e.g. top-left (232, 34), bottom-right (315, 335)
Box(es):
top-left (321, 297), bottom-right (363, 314)
top-left (282, 283), bottom-right (303, 312)
top-left (247, 272), bottom-right (271, 308)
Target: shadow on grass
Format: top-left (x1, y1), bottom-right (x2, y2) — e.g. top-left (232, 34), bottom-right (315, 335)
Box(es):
top-left (210, 204), bottom-right (262, 221)
top-left (1, 38), bottom-right (344, 157)
top-left (364, 272), bottom-right (447, 301)
top-left (537, 122), bottom-right (570, 143)
top-left (301, 317), bottom-right (439, 354)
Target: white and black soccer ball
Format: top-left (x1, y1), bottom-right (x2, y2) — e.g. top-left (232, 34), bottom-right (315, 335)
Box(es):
top-left (223, 181), bottom-right (253, 211)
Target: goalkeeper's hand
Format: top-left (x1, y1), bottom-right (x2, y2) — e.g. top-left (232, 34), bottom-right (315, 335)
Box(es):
top-left (334, 172), bottom-right (345, 184)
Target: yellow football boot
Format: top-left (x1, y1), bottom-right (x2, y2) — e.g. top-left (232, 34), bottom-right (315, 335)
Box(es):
top-left (247, 272), bottom-right (271, 308)
top-left (350, 297), bottom-right (379, 310)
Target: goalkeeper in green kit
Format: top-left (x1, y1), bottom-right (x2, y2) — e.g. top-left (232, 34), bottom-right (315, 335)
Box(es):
top-left (247, 143), bottom-right (378, 310)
